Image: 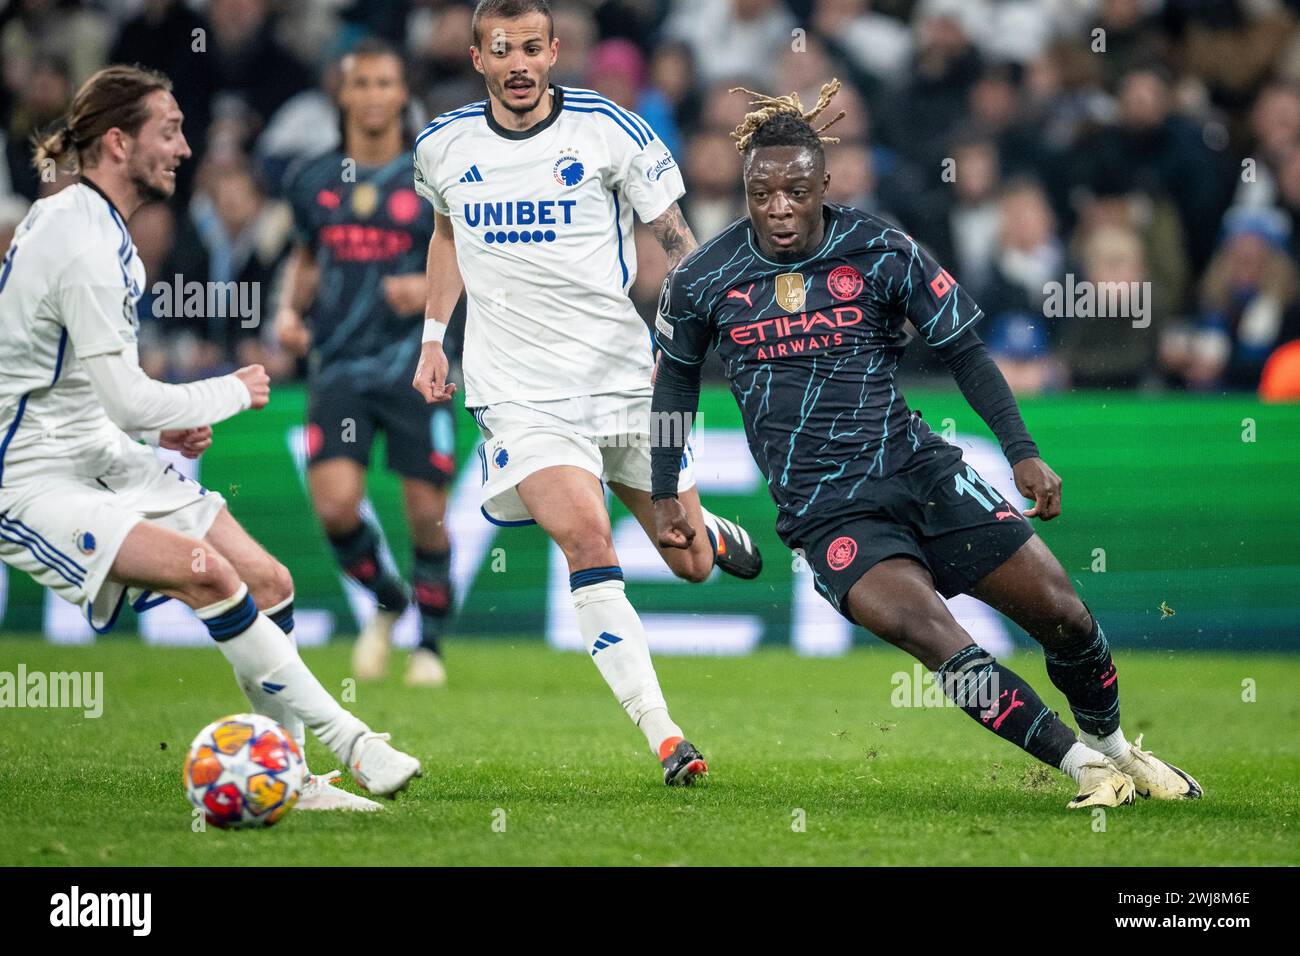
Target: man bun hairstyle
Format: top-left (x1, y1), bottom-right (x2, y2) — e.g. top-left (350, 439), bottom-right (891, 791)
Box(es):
top-left (729, 78), bottom-right (846, 160)
top-left (32, 64), bottom-right (172, 175)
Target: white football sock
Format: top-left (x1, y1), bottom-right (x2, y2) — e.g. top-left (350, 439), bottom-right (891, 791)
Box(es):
top-left (1059, 741), bottom-right (1110, 784)
top-left (572, 578), bottom-right (682, 754)
top-left (698, 508), bottom-right (723, 557)
top-left (1080, 728), bottom-right (1130, 761)
top-left (237, 593), bottom-right (309, 769)
top-left (199, 587), bottom-right (368, 765)
top-left (641, 710), bottom-right (683, 755)
top-left (259, 655), bottom-right (368, 766)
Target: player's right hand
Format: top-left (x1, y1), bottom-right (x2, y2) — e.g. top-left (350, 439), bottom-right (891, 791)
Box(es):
top-left (654, 496), bottom-right (695, 550)
top-left (413, 341), bottom-right (458, 403)
top-left (234, 364), bottom-right (270, 409)
top-left (274, 306), bottom-right (311, 355)
top-left (1013, 456), bottom-right (1062, 520)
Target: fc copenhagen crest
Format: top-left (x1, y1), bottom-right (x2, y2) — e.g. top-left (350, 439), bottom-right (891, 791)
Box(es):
top-left (775, 272), bottom-right (806, 313)
top-left (553, 152), bottom-right (585, 187)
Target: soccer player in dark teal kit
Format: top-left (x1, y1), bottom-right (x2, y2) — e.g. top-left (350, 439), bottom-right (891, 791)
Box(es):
top-left (277, 40), bottom-right (454, 687)
top-left (650, 81), bottom-right (1202, 809)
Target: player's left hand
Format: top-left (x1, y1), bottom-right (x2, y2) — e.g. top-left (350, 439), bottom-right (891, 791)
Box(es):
top-left (413, 341), bottom-right (457, 403)
top-left (160, 426), bottom-right (213, 460)
top-left (1013, 457), bottom-right (1062, 520)
top-left (383, 275), bottom-right (427, 316)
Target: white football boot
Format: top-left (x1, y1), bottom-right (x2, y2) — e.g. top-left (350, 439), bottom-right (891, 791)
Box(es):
top-left (352, 608), bottom-right (401, 680)
top-left (349, 732), bottom-right (422, 797)
top-left (1067, 758), bottom-right (1136, 809)
top-left (296, 770), bottom-right (383, 812)
top-left (404, 648), bottom-right (447, 687)
top-left (1112, 734), bottom-right (1203, 800)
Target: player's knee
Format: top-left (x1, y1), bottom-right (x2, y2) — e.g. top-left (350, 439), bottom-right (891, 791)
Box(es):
top-left (314, 497), bottom-right (362, 536)
top-left (1030, 571), bottom-right (1091, 644)
top-left (404, 482), bottom-right (447, 521)
top-left (678, 563), bottom-right (711, 584)
top-left (262, 560), bottom-right (294, 608)
top-left (187, 546), bottom-right (241, 608)
top-left (559, 531), bottom-right (616, 572)
top-left (1050, 593), bottom-right (1094, 645)
top-left (669, 551), bottom-right (712, 584)
top-left (229, 545), bottom-right (293, 608)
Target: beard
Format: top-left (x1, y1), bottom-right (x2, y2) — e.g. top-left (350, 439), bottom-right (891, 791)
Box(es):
top-left (133, 178), bottom-right (171, 204)
top-left (490, 73), bottom-right (545, 114)
top-left (131, 167), bottom-right (174, 203)
top-left (126, 147), bottom-right (175, 203)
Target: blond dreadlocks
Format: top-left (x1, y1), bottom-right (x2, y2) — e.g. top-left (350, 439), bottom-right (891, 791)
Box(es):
top-left (727, 78), bottom-right (847, 155)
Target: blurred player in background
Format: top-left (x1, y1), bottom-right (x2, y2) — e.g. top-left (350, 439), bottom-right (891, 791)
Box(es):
top-left (652, 81), bottom-right (1202, 810)
top-left (277, 40), bottom-right (456, 688)
top-left (411, 0), bottom-right (763, 785)
top-left (0, 65), bottom-right (421, 808)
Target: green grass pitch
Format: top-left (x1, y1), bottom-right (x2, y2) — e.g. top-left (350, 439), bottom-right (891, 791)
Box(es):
top-left (1, 637), bottom-right (1296, 866)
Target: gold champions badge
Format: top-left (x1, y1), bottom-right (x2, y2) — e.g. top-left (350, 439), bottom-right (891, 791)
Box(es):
top-left (775, 272), bottom-right (806, 312)
top-left (351, 183), bottom-right (379, 218)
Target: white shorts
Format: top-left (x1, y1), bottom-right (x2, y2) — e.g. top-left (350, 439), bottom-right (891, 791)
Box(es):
top-left (469, 389), bottom-right (696, 525)
top-left (0, 442), bottom-right (226, 632)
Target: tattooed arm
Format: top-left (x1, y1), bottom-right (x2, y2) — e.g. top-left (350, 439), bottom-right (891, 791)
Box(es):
top-left (648, 203), bottom-right (698, 271)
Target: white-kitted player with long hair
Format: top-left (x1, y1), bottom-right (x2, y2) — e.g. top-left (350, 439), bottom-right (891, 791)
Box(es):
top-left (0, 65), bottom-right (421, 810)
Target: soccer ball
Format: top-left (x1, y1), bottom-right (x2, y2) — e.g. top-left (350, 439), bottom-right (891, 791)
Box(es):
top-left (183, 713), bottom-right (306, 829)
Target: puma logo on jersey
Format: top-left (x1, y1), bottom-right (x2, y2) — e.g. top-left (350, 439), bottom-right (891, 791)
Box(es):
top-left (929, 268), bottom-right (955, 298)
top-left (727, 283), bottom-right (755, 308)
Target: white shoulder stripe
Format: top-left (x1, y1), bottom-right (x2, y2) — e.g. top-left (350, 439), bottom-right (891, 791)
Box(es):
top-left (415, 101), bottom-right (488, 146)
top-left (562, 88), bottom-right (654, 141)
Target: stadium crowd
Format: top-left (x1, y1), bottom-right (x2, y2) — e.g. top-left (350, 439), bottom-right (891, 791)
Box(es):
top-left (3, 0), bottom-right (1300, 396)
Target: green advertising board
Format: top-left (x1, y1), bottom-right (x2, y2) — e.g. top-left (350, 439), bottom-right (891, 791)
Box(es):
top-left (1, 386), bottom-right (1296, 651)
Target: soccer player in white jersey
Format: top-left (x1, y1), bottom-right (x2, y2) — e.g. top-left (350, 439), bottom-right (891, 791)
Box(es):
top-left (412, 0), bottom-right (763, 785)
top-left (0, 65), bottom-right (421, 809)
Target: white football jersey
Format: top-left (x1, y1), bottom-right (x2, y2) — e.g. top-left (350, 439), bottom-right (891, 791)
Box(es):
top-left (0, 182), bottom-right (146, 488)
top-left (413, 85), bottom-right (685, 407)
